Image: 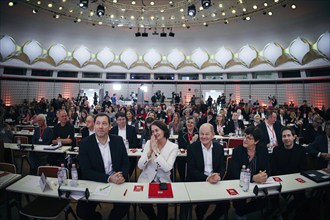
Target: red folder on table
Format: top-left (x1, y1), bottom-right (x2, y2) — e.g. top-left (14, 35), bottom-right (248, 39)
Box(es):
top-left (148, 183), bottom-right (173, 198)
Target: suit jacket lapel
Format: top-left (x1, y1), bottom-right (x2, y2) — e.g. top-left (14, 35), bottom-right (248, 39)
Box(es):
top-left (91, 134), bottom-right (106, 173)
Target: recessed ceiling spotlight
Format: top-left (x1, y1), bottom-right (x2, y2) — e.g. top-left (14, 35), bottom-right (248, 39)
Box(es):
top-left (132, 1), bottom-right (136, 5)
top-left (219, 4), bottom-right (223, 8)
top-left (150, 1), bottom-right (154, 6)
top-left (180, 8), bottom-right (184, 12)
top-left (37, 1), bottom-right (41, 5)
top-left (169, 1), bottom-right (174, 6)
top-left (268, 11), bottom-right (273, 15)
top-left (48, 3), bottom-right (53, 8)
top-left (291, 4), bottom-right (296, 9)
top-left (32, 9), bottom-right (38, 14)
top-left (264, 2), bottom-right (268, 7)
top-left (231, 9), bottom-right (236, 14)
top-left (59, 6), bottom-right (63, 10)
top-left (222, 12), bottom-right (226, 16)
top-left (90, 11), bottom-right (94, 16)
top-left (224, 20), bottom-right (228, 24)
top-left (246, 16), bottom-right (250, 20)
top-left (242, 8), bottom-right (246, 12)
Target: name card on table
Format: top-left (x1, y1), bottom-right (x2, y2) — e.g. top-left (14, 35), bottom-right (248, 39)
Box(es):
top-left (39, 173), bottom-right (52, 192)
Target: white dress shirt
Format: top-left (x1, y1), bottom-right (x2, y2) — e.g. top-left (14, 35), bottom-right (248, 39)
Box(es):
top-left (202, 143), bottom-right (213, 177)
top-left (118, 126), bottom-right (127, 141)
top-left (96, 136), bottom-right (113, 175)
top-left (266, 121), bottom-right (277, 145)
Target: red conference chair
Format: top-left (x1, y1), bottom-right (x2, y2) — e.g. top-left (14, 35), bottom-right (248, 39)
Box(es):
top-left (228, 139), bottom-right (243, 148)
top-left (0, 162), bottom-right (17, 173)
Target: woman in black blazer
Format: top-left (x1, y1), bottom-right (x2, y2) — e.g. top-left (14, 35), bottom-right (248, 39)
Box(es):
top-left (231, 126), bottom-right (270, 218)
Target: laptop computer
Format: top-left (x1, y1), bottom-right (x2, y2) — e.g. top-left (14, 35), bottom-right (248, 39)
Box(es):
top-left (300, 170), bottom-right (330, 183)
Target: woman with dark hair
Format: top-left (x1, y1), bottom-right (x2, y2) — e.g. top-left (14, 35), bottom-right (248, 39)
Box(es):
top-left (137, 120), bottom-right (179, 220)
top-left (177, 116), bottom-right (198, 181)
top-left (231, 126), bottom-right (270, 219)
top-left (215, 114), bottom-right (226, 136)
top-left (141, 117), bottom-right (154, 143)
top-left (126, 110), bottom-right (139, 133)
top-left (168, 112), bottom-right (183, 135)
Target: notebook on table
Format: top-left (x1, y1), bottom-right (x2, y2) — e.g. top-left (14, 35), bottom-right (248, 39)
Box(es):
top-left (148, 183), bottom-right (173, 198)
top-left (300, 170), bottom-right (330, 183)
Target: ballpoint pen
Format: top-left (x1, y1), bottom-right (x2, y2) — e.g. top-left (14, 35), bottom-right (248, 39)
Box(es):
top-left (123, 189), bottom-right (128, 196)
top-left (99, 185), bottom-right (110, 191)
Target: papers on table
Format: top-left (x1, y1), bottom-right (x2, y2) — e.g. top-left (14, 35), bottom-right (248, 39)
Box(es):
top-left (44, 144), bottom-right (60, 150)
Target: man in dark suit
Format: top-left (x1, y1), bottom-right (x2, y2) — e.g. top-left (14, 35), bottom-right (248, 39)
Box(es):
top-left (225, 111), bottom-right (245, 135)
top-left (257, 110), bottom-right (283, 149)
top-left (186, 123), bottom-right (229, 220)
top-left (307, 120), bottom-right (330, 169)
top-left (77, 113), bottom-right (130, 220)
top-left (110, 112), bottom-right (138, 177)
top-left (81, 114), bottom-right (95, 139)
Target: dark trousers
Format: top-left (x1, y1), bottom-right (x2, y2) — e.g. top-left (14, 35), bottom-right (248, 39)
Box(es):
top-left (141, 204), bottom-right (168, 220)
top-left (195, 201), bottom-right (230, 220)
top-left (176, 157), bottom-right (187, 182)
top-left (233, 198), bottom-right (266, 217)
top-left (129, 157), bottom-right (137, 178)
top-left (76, 200), bottom-right (129, 220)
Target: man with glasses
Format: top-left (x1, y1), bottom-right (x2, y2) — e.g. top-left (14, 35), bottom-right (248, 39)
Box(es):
top-left (303, 115), bottom-right (324, 144)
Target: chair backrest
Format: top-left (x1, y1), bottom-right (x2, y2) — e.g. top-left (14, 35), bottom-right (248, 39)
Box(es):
top-left (13, 136), bottom-right (29, 144)
top-left (0, 162), bottom-right (17, 173)
top-left (223, 156), bottom-right (232, 181)
top-left (0, 139), bottom-right (4, 162)
top-left (37, 166), bottom-right (69, 178)
top-left (228, 139), bottom-right (243, 148)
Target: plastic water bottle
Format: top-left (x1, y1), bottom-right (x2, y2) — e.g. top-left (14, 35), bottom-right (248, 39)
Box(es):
top-left (60, 163), bottom-right (67, 185)
top-left (142, 139), bottom-right (146, 150)
top-left (235, 128), bottom-right (239, 137)
top-left (57, 137), bottom-right (62, 147)
top-left (243, 168), bottom-right (251, 192)
top-left (70, 164), bottom-right (79, 187)
top-left (238, 128), bottom-right (242, 137)
top-left (239, 165), bottom-right (246, 187)
top-left (219, 138), bottom-right (224, 146)
top-left (57, 167), bottom-right (64, 186)
top-left (170, 127), bottom-right (174, 136)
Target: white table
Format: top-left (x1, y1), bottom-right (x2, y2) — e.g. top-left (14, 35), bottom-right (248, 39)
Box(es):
top-left (0, 172), bottom-right (21, 190)
top-left (6, 175), bottom-right (190, 204)
top-left (4, 143), bottom-right (71, 154)
top-left (13, 131), bottom-right (34, 137)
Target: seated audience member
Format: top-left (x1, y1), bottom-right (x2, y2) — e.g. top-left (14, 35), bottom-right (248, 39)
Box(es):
top-left (168, 112), bottom-right (183, 135)
top-left (126, 110), bottom-right (139, 133)
top-left (50, 109), bottom-right (75, 165)
top-left (28, 114), bottom-right (53, 174)
top-left (307, 120), bottom-right (330, 169)
top-left (215, 114), bottom-right (226, 136)
top-left (186, 123), bottom-right (229, 220)
top-left (137, 120), bottom-right (178, 220)
top-left (257, 110), bottom-right (283, 149)
top-left (77, 113), bottom-right (129, 219)
top-left (81, 114), bottom-right (95, 139)
top-left (303, 115), bottom-right (324, 144)
top-left (253, 114), bottom-right (261, 127)
top-left (21, 109), bottom-right (33, 124)
top-left (225, 111), bottom-right (245, 135)
top-left (141, 117), bottom-right (155, 143)
top-left (231, 126), bottom-right (270, 219)
top-left (278, 108), bottom-right (289, 126)
top-left (177, 116), bottom-right (199, 181)
top-left (164, 108), bottom-right (173, 125)
top-left (110, 112), bottom-right (138, 177)
top-left (0, 123), bottom-right (13, 143)
top-left (271, 126), bottom-right (307, 218)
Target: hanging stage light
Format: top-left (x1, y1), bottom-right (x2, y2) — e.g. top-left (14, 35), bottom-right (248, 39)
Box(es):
top-left (187, 4), bottom-right (196, 17)
top-left (79, 0), bottom-right (88, 9)
top-left (97, 5), bottom-right (105, 17)
top-left (201, 0), bottom-right (211, 9)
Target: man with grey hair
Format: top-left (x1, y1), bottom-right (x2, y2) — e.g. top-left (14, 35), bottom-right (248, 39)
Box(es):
top-left (186, 123), bottom-right (229, 220)
top-left (29, 114), bottom-right (53, 174)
